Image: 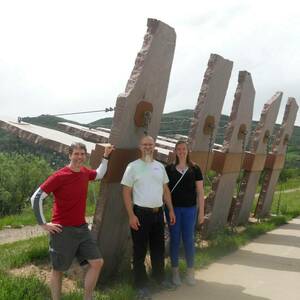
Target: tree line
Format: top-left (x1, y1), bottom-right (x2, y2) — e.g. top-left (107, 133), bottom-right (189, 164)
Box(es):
top-left (0, 153), bottom-right (53, 216)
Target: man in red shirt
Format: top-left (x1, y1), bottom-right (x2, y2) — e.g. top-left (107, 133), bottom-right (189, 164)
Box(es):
top-left (31, 142), bottom-right (114, 300)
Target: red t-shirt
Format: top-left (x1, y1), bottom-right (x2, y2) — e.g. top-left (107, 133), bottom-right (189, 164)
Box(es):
top-left (41, 166), bottom-right (97, 226)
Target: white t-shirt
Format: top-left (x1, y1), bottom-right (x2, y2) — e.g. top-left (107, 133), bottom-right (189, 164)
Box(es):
top-left (121, 159), bottom-right (169, 208)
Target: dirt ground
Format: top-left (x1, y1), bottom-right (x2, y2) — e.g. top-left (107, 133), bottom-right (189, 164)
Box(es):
top-left (9, 264), bottom-right (79, 294)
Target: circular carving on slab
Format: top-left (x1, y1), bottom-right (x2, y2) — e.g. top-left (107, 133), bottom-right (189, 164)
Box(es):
top-left (283, 134), bottom-right (289, 145)
top-left (238, 124), bottom-right (247, 140)
top-left (263, 130), bottom-right (270, 144)
top-left (134, 101), bottom-right (153, 127)
top-left (203, 115), bottom-right (215, 135)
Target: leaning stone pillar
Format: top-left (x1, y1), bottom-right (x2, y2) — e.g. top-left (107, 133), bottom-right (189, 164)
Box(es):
top-left (203, 71), bottom-right (255, 236)
top-left (255, 98), bottom-right (298, 218)
top-left (230, 92), bottom-right (282, 225)
top-left (90, 19), bottom-right (176, 281)
top-left (187, 54), bottom-right (233, 173)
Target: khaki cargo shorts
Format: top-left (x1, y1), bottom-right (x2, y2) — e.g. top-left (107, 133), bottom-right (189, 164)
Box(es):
top-left (49, 223), bottom-right (101, 271)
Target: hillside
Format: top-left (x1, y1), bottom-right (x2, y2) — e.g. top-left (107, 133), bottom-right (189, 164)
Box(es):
top-left (90, 109), bottom-right (300, 147)
top-left (83, 109), bottom-right (300, 168)
top-left (2, 110), bottom-right (299, 168)
top-left (22, 115), bottom-right (81, 130)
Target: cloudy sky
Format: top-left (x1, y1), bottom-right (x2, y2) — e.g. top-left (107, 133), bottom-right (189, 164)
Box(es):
top-left (0, 0), bottom-right (299, 127)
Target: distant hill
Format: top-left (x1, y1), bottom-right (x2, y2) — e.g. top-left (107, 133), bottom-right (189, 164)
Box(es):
top-left (89, 109), bottom-right (300, 146)
top-left (4, 110), bottom-right (299, 168)
top-left (89, 109), bottom-right (226, 138)
top-left (22, 115), bottom-right (81, 130)
top-left (19, 110), bottom-right (300, 146)
top-left (90, 109), bottom-right (300, 168)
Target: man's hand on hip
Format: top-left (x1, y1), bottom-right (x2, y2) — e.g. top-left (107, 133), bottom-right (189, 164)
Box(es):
top-left (129, 215), bottom-right (140, 231)
top-left (40, 222), bottom-right (63, 234)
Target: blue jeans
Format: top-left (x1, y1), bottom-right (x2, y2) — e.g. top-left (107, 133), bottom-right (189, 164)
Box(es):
top-left (166, 206), bottom-right (197, 268)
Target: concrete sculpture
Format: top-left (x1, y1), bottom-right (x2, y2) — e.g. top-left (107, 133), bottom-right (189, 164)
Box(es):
top-left (255, 98), bottom-right (298, 218)
top-left (230, 92), bottom-right (282, 225)
top-left (203, 71), bottom-right (255, 236)
top-left (89, 19), bottom-right (176, 280)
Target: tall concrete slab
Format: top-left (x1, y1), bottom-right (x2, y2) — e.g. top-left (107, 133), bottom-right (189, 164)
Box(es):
top-left (255, 98), bottom-right (299, 218)
top-left (230, 92), bottom-right (282, 225)
top-left (109, 20), bottom-right (175, 148)
top-left (203, 71), bottom-right (255, 236)
top-left (90, 19), bottom-right (176, 280)
top-left (188, 54), bottom-right (233, 172)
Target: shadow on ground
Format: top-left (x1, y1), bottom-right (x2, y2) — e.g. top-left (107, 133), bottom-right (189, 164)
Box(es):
top-left (220, 249), bottom-right (300, 272)
top-left (252, 232), bottom-right (300, 248)
top-left (153, 279), bottom-right (269, 300)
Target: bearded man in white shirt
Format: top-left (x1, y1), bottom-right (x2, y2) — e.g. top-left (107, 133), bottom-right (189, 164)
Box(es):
top-left (122, 136), bottom-right (176, 300)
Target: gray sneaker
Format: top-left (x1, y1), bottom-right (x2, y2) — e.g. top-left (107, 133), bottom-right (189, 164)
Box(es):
top-left (186, 268), bottom-right (196, 286)
top-left (172, 267), bottom-right (182, 286)
top-left (136, 287), bottom-right (152, 300)
top-left (160, 280), bottom-right (176, 290)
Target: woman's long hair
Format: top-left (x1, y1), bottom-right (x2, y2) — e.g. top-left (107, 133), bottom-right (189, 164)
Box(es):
top-left (174, 140), bottom-right (194, 168)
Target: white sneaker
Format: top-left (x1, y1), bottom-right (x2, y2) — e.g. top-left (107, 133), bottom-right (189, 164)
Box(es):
top-left (172, 267), bottom-right (182, 286)
top-left (186, 268), bottom-right (196, 286)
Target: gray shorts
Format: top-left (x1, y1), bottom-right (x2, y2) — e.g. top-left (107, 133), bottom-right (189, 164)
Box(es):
top-left (49, 223), bottom-right (102, 271)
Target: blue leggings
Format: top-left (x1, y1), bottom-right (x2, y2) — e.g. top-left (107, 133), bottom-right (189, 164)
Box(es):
top-left (166, 206), bottom-right (197, 268)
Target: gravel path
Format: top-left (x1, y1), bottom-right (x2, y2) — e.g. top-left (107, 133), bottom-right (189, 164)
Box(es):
top-left (0, 224), bottom-right (46, 245)
top-left (0, 217), bottom-right (93, 245)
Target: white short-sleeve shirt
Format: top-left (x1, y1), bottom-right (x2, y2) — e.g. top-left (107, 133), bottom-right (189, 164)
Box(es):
top-left (121, 159), bottom-right (169, 208)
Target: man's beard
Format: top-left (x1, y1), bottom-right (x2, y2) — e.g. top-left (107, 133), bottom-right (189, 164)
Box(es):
top-left (144, 153), bottom-right (153, 163)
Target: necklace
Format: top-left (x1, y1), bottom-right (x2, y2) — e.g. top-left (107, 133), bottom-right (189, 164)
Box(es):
top-left (176, 165), bottom-right (188, 174)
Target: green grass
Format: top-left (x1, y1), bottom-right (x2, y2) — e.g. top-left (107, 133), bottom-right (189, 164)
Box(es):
top-left (0, 236), bottom-right (135, 299)
top-left (0, 236), bottom-right (49, 271)
top-left (271, 190), bottom-right (300, 216)
top-left (275, 177), bottom-right (300, 191)
top-left (0, 271), bottom-right (50, 300)
top-left (1, 188), bottom-right (299, 299)
top-left (0, 205), bottom-right (52, 230)
top-left (61, 284), bottom-right (136, 300)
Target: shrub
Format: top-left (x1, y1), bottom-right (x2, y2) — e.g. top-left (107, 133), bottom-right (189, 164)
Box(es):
top-left (0, 153), bottom-right (53, 216)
